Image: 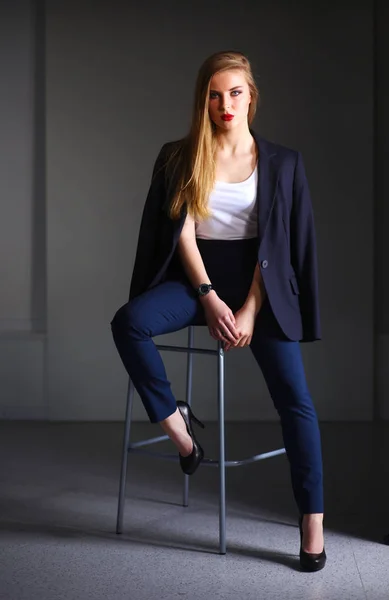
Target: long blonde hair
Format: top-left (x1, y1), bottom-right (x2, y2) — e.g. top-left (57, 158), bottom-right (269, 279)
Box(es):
top-left (165, 50), bottom-right (260, 221)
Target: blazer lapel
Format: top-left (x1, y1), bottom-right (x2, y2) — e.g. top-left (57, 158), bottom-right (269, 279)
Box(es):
top-left (251, 130), bottom-right (279, 246)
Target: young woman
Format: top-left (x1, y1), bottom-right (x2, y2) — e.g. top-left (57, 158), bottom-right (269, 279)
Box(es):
top-left (111, 50), bottom-right (326, 572)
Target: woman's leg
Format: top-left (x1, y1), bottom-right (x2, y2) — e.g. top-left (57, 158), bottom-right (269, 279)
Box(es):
top-left (110, 279), bottom-right (203, 455)
top-left (249, 305), bottom-right (324, 552)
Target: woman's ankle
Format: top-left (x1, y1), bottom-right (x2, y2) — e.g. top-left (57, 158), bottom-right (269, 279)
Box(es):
top-left (303, 513), bottom-right (324, 524)
top-left (160, 408), bottom-right (193, 455)
top-left (301, 514), bottom-right (324, 553)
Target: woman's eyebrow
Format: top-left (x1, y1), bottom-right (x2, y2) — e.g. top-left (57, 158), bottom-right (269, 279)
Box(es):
top-left (209, 86), bottom-right (243, 92)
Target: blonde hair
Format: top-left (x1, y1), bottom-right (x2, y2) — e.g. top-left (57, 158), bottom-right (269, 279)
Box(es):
top-left (165, 50), bottom-right (260, 221)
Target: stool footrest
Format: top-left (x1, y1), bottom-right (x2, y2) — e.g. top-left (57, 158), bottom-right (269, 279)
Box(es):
top-left (130, 435), bottom-right (169, 448)
top-left (156, 344), bottom-right (219, 356)
top-left (128, 444), bottom-right (286, 466)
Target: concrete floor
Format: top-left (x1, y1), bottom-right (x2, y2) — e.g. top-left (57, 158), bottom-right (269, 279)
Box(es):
top-left (0, 420), bottom-right (388, 600)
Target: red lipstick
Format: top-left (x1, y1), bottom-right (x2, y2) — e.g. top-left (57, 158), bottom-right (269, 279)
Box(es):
top-left (221, 114), bottom-right (234, 121)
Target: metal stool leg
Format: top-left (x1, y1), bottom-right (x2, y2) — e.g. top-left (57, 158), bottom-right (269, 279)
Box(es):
top-left (116, 377), bottom-right (135, 534)
top-left (183, 325), bottom-right (194, 507)
top-left (218, 341), bottom-right (226, 554)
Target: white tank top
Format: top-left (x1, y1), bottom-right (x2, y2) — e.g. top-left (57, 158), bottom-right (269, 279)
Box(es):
top-left (195, 164), bottom-right (258, 240)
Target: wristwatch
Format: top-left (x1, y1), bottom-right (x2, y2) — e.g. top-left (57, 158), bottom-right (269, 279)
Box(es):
top-left (196, 283), bottom-right (214, 297)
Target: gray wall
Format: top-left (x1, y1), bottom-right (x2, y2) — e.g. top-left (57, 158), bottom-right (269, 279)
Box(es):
top-left (0, 0), bottom-right (46, 419)
top-left (376, 0), bottom-right (389, 419)
top-left (0, 0), bottom-right (37, 331)
top-left (2, 0), bottom-right (387, 422)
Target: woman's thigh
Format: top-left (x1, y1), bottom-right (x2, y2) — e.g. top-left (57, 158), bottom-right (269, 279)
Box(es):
top-left (111, 278), bottom-right (205, 338)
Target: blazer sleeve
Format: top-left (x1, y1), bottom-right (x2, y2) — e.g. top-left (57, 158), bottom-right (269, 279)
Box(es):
top-left (128, 144), bottom-right (168, 300)
top-left (290, 151), bottom-right (321, 341)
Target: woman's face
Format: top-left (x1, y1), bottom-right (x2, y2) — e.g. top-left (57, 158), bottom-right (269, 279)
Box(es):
top-left (208, 69), bottom-right (251, 130)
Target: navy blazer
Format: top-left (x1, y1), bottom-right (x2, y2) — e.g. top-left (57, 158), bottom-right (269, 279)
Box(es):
top-left (129, 129), bottom-right (321, 342)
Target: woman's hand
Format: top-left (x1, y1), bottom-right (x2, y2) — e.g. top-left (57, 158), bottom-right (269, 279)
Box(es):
top-left (223, 305), bottom-right (256, 352)
top-left (200, 292), bottom-right (241, 345)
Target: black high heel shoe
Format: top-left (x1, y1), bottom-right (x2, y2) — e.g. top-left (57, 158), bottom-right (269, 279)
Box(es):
top-left (298, 515), bottom-right (327, 572)
top-left (176, 401), bottom-right (205, 475)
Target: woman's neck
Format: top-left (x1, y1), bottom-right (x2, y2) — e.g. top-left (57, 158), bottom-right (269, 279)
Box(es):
top-left (215, 123), bottom-right (254, 157)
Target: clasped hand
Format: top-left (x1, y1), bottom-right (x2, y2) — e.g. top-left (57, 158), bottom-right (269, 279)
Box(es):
top-left (201, 293), bottom-right (256, 352)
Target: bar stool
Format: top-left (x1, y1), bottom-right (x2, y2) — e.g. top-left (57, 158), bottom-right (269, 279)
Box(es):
top-left (115, 324), bottom-right (286, 554)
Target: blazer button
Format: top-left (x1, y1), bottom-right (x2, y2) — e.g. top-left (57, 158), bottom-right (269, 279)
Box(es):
top-left (261, 259), bottom-right (268, 269)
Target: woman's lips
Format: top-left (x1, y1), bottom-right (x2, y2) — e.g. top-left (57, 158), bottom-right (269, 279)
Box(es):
top-left (221, 114), bottom-right (234, 121)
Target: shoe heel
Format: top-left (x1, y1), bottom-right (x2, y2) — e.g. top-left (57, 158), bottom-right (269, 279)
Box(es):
top-left (189, 409), bottom-right (205, 429)
top-left (177, 400), bottom-right (205, 429)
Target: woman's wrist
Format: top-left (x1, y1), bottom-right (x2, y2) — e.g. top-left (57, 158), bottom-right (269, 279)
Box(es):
top-left (198, 289), bottom-right (218, 304)
top-left (242, 297), bottom-right (261, 317)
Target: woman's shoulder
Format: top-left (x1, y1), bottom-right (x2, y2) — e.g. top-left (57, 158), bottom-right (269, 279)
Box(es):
top-left (150, 138), bottom-right (184, 180)
top-left (157, 138), bottom-right (185, 161)
top-left (257, 135), bottom-right (299, 162)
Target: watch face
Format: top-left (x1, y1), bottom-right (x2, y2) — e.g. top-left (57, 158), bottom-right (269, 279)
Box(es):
top-left (199, 284), bottom-right (212, 295)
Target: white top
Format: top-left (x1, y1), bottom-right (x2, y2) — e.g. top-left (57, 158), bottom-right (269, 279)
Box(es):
top-left (195, 164), bottom-right (258, 240)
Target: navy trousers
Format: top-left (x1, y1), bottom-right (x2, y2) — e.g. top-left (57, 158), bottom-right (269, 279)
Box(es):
top-left (111, 238), bottom-right (324, 514)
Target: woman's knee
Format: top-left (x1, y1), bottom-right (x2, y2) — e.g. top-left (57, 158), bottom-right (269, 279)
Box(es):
top-left (110, 299), bottom-right (146, 336)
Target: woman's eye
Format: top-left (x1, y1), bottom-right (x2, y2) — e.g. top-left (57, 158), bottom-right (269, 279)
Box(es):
top-left (209, 90), bottom-right (241, 99)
